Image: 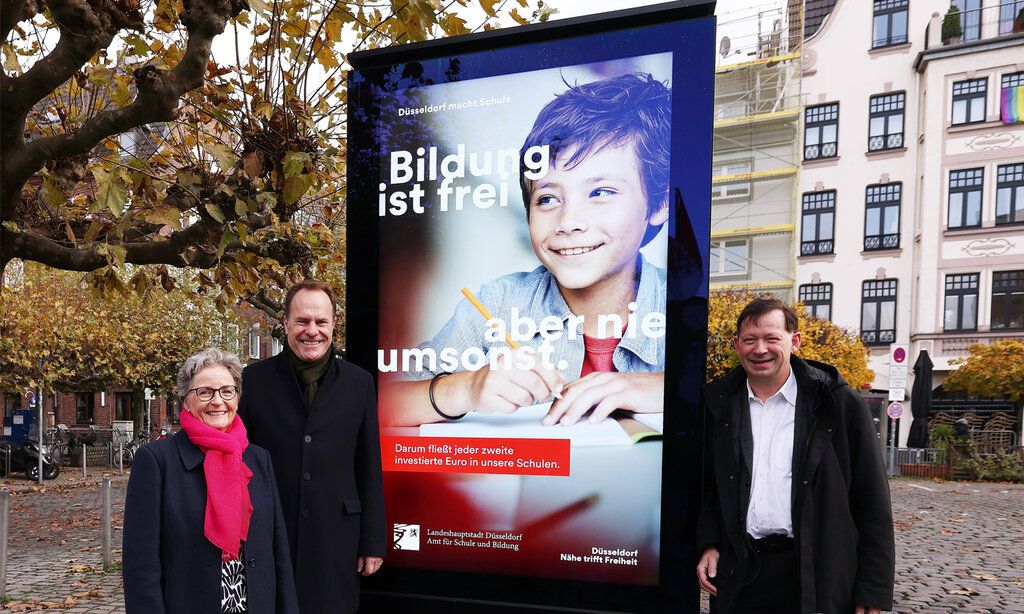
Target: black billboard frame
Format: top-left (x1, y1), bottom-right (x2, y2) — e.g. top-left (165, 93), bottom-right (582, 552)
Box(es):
top-left (346, 2), bottom-right (715, 612)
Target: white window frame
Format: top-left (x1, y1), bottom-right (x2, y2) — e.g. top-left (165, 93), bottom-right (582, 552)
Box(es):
top-left (710, 239), bottom-right (750, 276)
top-left (248, 326), bottom-right (261, 359)
top-left (711, 160), bottom-right (752, 200)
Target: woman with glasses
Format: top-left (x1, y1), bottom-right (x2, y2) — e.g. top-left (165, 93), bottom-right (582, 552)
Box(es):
top-left (123, 348), bottom-right (298, 614)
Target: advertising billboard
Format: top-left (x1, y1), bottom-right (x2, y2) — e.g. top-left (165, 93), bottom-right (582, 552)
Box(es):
top-left (347, 2), bottom-right (714, 610)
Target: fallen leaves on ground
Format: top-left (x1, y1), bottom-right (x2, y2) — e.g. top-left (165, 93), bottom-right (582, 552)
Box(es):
top-left (3, 597), bottom-right (73, 611)
top-left (971, 572), bottom-right (1000, 581)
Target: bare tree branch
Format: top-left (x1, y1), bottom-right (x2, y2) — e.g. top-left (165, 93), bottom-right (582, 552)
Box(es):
top-left (7, 1), bottom-right (142, 119)
top-left (0, 0), bottom-right (41, 45)
top-left (1, 0), bottom-right (248, 273)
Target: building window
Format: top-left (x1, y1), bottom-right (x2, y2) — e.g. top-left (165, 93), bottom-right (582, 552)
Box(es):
top-left (167, 398), bottom-right (181, 425)
top-left (951, 78), bottom-right (987, 125)
top-left (864, 183), bottom-right (901, 250)
top-left (76, 393), bottom-right (95, 425)
top-left (710, 239), bottom-right (749, 275)
top-left (804, 103), bottom-right (838, 160)
top-left (272, 337), bottom-right (283, 355)
top-left (3, 393), bottom-right (22, 417)
top-left (799, 283), bottom-right (833, 321)
top-left (711, 161), bottom-right (752, 200)
top-left (1003, 72), bottom-right (1024, 124)
top-left (996, 163), bottom-right (1024, 225)
top-left (800, 191), bottom-right (835, 255)
top-left (944, 273), bottom-right (979, 332)
top-left (954, 0), bottom-right (982, 41)
top-left (948, 168), bottom-right (984, 229)
top-left (868, 92), bottom-right (905, 151)
top-left (227, 323), bottom-right (241, 354)
top-left (115, 392), bottom-right (132, 422)
top-left (999, 0), bottom-right (1024, 35)
top-left (872, 0), bottom-right (908, 48)
top-left (861, 279), bottom-right (897, 345)
top-left (991, 270), bottom-right (1024, 330)
top-left (248, 327), bottom-right (261, 359)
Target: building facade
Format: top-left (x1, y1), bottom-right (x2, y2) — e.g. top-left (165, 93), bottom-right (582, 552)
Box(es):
top-left (797, 0), bottom-right (1024, 445)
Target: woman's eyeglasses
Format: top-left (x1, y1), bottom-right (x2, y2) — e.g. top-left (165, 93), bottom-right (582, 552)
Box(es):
top-left (188, 386), bottom-right (238, 402)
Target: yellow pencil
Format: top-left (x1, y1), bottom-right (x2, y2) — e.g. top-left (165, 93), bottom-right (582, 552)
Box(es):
top-left (460, 287), bottom-right (563, 399)
top-left (461, 287), bottom-right (520, 349)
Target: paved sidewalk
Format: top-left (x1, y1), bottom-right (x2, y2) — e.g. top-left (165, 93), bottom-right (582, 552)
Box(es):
top-left (0, 475), bottom-right (1021, 612)
top-left (1, 469), bottom-right (126, 613)
top-left (888, 478), bottom-right (1024, 613)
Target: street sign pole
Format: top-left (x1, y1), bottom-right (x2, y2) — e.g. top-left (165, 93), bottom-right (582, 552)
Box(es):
top-left (888, 418), bottom-right (898, 476)
top-left (886, 401), bottom-right (905, 476)
top-left (37, 359), bottom-right (44, 486)
top-left (888, 343), bottom-right (909, 403)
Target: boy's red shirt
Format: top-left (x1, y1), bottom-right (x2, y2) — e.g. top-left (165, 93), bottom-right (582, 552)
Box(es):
top-left (580, 334), bottom-right (620, 377)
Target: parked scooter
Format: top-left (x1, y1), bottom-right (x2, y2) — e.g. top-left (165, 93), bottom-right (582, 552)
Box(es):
top-left (0, 436), bottom-right (60, 480)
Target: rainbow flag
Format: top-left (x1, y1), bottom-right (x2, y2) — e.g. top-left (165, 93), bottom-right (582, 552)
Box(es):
top-left (1003, 85), bottom-right (1024, 124)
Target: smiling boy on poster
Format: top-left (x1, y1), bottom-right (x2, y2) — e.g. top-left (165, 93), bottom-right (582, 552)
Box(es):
top-left (383, 72), bottom-right (670, 428)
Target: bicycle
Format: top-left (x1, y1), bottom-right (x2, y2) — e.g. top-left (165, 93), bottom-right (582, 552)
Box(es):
top-left (116, 430), bottom-right (151, 468)
top-left (44, 425), bottom-right (73, 466)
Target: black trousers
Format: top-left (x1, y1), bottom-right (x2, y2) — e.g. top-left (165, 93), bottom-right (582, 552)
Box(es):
top-left (733, 547), bottom-right (800, 614)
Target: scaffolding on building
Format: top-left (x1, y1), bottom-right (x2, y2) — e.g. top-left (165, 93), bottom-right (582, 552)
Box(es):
top-left (710, 0), bottom-right (804, 299)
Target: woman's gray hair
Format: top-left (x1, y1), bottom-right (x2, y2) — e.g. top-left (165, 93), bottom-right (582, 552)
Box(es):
top-left (175, 347), bottom-right (244, 401)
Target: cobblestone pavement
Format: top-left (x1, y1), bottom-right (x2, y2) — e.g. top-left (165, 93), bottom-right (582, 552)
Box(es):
top-left (888, 478), bottom-right (1024, 613)
top-left (0, 475), bottom-right (1021, 612)
top-left (1, 469), bottom-right (126, 613)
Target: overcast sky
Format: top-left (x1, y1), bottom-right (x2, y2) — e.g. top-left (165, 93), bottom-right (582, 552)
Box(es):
top-left (546, 0), bottom-right (783, 63)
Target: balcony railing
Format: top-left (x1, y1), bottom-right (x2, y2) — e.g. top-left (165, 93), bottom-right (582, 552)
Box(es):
top-left (925, 2), bottom-right (1024, 51)
top-left (864, 233), bottom-right (900, 250)
top-left (861, 329), bottom-right (896, 345)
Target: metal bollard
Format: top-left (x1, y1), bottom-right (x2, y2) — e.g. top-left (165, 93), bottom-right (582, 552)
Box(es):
top-left (0, 487), bottom-right (9, 598)
top-left (101, 477), bottom-right (112, 570)
top-left (82, 442), bottom-right (87, 478)
top-left (118, 439), bottom-right (124, 476)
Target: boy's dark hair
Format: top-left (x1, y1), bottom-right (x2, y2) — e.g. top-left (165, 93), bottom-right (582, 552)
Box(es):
top-left (519, 73), bottom-right (671, 243)
top-left (735, 298), bottom-right (799, 336)
top-left (283, 279), bottom-right (338, 319)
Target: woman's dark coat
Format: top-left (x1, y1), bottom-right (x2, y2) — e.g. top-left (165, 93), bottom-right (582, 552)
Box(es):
top-left (238, 354), bottom-right (386, 614)
top-left (123, 430), bottom-right (299, 613)
top-left (697, 356), bottom-right (895, 613)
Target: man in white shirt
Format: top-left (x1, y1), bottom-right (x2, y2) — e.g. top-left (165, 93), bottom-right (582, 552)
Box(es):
top-left (695, 298), bottom-right (894, 613)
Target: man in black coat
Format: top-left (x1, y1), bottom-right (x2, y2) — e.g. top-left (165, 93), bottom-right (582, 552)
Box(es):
top-left (695, 298), bottom-right (894, 613)
top-left (238, 280), bottom-right (386, 614)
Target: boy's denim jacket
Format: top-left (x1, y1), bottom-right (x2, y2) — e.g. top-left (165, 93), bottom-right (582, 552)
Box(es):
top-left (406, 257), bottom-right (666, 380)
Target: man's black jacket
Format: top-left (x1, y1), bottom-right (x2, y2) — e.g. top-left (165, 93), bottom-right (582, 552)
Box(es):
top-left (238, 353), bottom-right (386, 614)
top-left (696, 356), bottom-right (895, 613)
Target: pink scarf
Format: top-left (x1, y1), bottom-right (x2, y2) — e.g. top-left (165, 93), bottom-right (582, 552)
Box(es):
top-left (179, 409), bottom-right (253, 561)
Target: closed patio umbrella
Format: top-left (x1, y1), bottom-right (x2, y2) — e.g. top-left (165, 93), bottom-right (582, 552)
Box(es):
top-left (907, 350), bottom-right (934, 448)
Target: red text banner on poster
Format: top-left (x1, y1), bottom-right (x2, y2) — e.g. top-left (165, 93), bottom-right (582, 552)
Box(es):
top-left (382, 436), bottom-right (570, 476)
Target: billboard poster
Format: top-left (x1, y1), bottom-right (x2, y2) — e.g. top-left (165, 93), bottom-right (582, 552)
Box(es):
top-left (347, 4), bottom-right (713, 610)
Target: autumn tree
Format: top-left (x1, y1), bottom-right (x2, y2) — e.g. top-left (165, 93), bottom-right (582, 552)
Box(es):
top-left (1, 1), bottom-right (550, 329)
top-left (0, 262), bottom-right (247, 432)
top-left (707, 290), bottom-right (874, 390)
top-left (943, 340), bottom-right (1024, 402)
